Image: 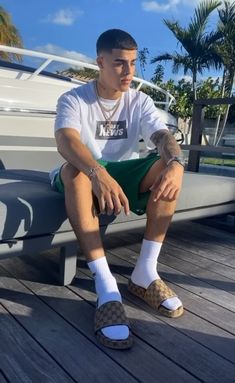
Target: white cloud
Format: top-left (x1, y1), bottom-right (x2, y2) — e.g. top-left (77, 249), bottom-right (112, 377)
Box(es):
top-left (42, 8), bottom-right (83, 26)
top-left (142, 0), bottom-right (180, 12)
top-left (174, 74), bottom-right (223, 84)
top-left (34, 44), bottom-right (95, 64)
top-left (142, 0), bottom-right (203, 13)
top-left (175, 74), bottom-right (192, 82)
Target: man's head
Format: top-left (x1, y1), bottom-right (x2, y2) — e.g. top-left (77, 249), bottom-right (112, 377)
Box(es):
top-left (96, 29), bottom-right (138, 94)
top-left (96, 29), bottom-right (138, 55)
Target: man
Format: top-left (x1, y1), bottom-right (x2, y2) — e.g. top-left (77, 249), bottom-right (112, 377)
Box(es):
top-left (51, 29), bottom-right (184, 350)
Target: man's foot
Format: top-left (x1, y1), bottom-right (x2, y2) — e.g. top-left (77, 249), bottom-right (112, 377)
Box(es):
top-left (96, 276), bottom-right (130, 340)
top-left (95, 300), bottom-right (133, 349)
top-left (88, 257), bottom-right (131, 344)
top-left (131, 239), bottom-right (183, 312)
top-left (128, 279), bottom-right (184, 318)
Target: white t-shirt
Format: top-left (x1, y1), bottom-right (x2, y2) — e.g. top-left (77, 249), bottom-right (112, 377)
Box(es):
top-left (55, 80), bottom-right (168, 161)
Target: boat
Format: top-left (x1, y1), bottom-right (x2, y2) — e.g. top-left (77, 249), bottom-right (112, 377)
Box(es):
top-left (0, 44), bottom-right (178, 171)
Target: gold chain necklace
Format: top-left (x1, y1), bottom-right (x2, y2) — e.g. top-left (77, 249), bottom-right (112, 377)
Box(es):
top-left (95, 81), bottom-right (121, 131)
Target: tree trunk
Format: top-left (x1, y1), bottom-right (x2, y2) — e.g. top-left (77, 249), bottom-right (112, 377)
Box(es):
top-left (192, 68), bottom-right (197, 101)
top-left (215, 69), bottom-right (235, 146)
top-left (213, 69), bottom-right (226, 145)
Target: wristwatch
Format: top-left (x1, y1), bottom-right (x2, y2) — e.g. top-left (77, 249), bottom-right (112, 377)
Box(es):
top-left (166, 156), bottom-right (185, 168)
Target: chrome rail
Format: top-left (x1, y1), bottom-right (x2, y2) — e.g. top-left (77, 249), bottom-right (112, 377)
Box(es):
top-left (0, 45), bottom-right (175, 111)
top-left (0, 106), bottom-right (56, 115)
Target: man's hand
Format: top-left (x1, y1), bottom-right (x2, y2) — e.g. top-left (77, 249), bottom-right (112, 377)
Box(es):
top-left (91, 168), bottom-right (130, 216)
top-left (149, 161), bottom-right (184, 202)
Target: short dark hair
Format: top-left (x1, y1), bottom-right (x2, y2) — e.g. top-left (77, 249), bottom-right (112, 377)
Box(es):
top-left (96, 29), bottom-right (138, 54)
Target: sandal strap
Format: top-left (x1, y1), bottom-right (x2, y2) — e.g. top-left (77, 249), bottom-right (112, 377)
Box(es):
top-left (145, 279), bottom-right (177, 308)
top-left (94, 301), bottom-right (129, 333)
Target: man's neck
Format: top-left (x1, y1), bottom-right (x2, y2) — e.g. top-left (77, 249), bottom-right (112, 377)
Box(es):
top-left (96, 78), bottom-right (122, 100)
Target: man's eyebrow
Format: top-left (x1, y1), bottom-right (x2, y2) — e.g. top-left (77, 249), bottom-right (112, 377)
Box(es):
top-left (114, 58), bottom-right (137, 62)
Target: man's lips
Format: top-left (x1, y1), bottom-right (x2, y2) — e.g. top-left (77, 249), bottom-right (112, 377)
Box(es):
top-left (121, 79), bottom-right (131, 84)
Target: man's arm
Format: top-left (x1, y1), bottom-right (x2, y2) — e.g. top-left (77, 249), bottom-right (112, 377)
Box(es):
top-left (56, 128), bottom-right (100, 175)
top-left (55, 128), bottom-right (129, 215)
top-left (149, 129), bottom-right (184, 202)
top-left (150, 129), bottom-right (184, 165)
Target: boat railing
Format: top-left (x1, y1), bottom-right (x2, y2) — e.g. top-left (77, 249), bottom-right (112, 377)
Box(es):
top-left (0, 45), bottom-right (175, 111)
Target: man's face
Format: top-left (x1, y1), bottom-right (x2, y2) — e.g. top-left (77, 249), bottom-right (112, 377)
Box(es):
top-left (97, 48), bottom-right (137, 92)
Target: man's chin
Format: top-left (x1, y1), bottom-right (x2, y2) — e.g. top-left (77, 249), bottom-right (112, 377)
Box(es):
top-left (119, 83), bottom-right (131, 92)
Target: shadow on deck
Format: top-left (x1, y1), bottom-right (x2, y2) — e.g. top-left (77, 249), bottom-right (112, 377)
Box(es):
top-left (0, 219), bottom-right (234, 383)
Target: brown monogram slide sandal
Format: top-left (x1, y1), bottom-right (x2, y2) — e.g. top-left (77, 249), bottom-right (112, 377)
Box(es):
top-left (94, 301), bottom-right (133, 349)
top-left (128, 279), bottom-right (184, 318)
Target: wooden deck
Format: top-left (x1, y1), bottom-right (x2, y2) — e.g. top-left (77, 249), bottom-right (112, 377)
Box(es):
top-left (0, 220), bottom-right (234, 383)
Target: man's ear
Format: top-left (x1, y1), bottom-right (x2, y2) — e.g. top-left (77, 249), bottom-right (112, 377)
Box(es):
top-left (96, 55), bottom-right (104, 70)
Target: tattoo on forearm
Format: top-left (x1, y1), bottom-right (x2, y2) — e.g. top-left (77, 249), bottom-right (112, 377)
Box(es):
top-left (150, 130), bottom-right (182, 163)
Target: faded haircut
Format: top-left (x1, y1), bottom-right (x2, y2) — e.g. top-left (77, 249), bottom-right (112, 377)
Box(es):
top-left (96, 29), bottom-right (138, 54)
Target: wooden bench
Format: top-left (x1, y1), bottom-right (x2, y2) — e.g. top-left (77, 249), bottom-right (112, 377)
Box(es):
top-left (1, 168), bottom-right (235, 285)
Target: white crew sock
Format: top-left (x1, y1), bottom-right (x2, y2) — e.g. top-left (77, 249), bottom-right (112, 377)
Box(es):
top-left (88, 257), bottom-right (129, 340)
top-left (131, 239), bottom-right (182, 311)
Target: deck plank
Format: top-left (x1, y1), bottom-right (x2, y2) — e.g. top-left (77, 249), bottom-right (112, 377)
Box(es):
top-left (0, 369), bottom-right (10, 383)
top-left (71, 266), bottom-right (235, 383)
top-left (105, 237), bottom-right (235, 334)
top-left (111, 223), bottom-right (235, 269)
top-left (163, 242), bottom-right (235, 282)
top-left (109, 232), bottom-right (235, 312)
top-left (0, 264), bottom-right (137, 383)
top-left (167, 222), bottom-right (235, 267)
top-left (100, 250), bottom-right (235, 356)
top-left (18, 246), bottom-right (235, 382)
top-left (0, 220), bottom-right (235, 383)
top-left (0, 303), bottom-right (74, 383)
top-left (0, 257), bottom-right (197, 383)
top-left (169, 221), bottom-right (235, 249)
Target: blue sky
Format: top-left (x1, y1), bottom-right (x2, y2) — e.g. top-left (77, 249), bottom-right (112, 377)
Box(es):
top-left (1, 0), bottom-right (221, 81)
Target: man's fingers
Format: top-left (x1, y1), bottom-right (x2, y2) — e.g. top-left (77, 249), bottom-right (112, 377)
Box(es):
top-left (149, 177), bottom-right (161, 191)
top-left (111, 193), bottom-right (122, 215)
top-left (105, 194), bottom-right (114, 215)
top-left (162, 184), bottom-right (173, 198)
top-left (172, 188), bottom-right (180, 200)
top-left (153, 184), bottom-right (180, 202)
top-left (119, 190), bottom-right (130, 215)
top-left (99, 195), bottom-right (106, 214)
top-left (152, 180), bottom-right (168, 202)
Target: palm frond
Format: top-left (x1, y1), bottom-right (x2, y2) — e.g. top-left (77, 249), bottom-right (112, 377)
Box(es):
top-left (189, 0), bottom-right (221, 41)
top-left (151, 53), bottom-right (174, 64)
top-left (218, 0), bottom-right (235, 24)
top-left (0, 6), bottom-right (23, 61)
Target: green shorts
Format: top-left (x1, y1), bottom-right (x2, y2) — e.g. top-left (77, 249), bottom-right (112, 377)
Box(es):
top-left (53, 153), bottom-right (160, 215)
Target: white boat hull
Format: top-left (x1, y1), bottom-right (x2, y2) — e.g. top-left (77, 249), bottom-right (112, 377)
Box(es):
top-left (0, 45), bottom-right (176, 171)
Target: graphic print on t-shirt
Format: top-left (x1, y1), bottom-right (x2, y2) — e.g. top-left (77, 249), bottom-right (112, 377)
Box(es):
top-left (95, 120), bottom-right (128, 140)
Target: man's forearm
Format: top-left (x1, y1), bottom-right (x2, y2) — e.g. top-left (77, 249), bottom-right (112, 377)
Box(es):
top-left (150, 130), bottom-right (183, 165)
top-left (56, 128), bottom-right (100, 176)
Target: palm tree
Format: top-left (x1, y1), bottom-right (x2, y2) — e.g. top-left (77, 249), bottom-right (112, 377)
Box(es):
top-left (0, 6), bottom-right (23, 62)
top-left (57, 67), bottom-right (98, 81)
top-left (151, 0), bottom-right (222, 100)
top-left (213, 0), bottom-right (235, 144)
top-left (138, 47), bottom-right (149, 79)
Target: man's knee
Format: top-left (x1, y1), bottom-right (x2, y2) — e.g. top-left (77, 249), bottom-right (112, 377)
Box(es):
top-left (61, 163), bottom-right (89, 189)
top-left (60, 163), bottom-right (79, 183)
top-left (140, 158), bottom-right (165, 193)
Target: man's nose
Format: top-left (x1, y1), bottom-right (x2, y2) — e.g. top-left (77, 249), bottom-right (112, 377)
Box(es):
top-left (123, 63), bottom-right (131, 75)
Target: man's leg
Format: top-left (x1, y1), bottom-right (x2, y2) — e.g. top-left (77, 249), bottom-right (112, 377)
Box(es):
top-left (61, 163), bottom-right (129, 340)
top-left (130, 159), bottom-right (183, 314)
top-left (140, 158), bottom-right (177, 242)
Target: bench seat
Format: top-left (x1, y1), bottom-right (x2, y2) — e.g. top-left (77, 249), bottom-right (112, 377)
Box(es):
top-left (0, 169), bottom-right (235, 284)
